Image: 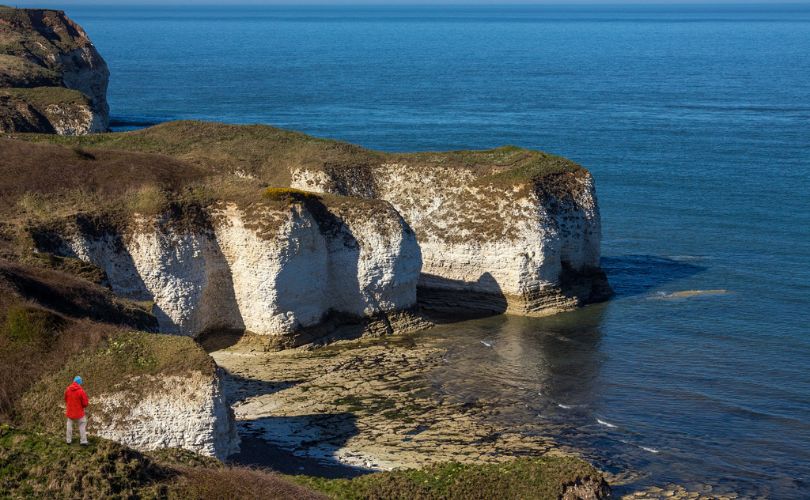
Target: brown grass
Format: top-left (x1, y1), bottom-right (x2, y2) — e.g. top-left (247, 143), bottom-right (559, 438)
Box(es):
top-left (0, 315), bottom-right (117, 422)
top-left (169, 466), bottom-right (327, 500)
top-left (0, 258), bottom-right (156, 421)
top-left (0, 54), bottom-right (61, 88)
top-left (0, 259), bottom-right (155, 329)
top-left (20, 120), bottom-right (584, 190)
top-left (0, 138), bottom-right (206, 219)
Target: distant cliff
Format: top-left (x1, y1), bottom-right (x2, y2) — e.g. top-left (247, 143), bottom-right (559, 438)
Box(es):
top-left (0, 6), bottom-right (109, 134)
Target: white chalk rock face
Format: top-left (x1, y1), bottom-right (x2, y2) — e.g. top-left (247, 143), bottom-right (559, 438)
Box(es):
top-left (43, 198), bottom-right (421, 338)
top-left (291, 161), bottom-right (610, 316)
top-left (95, 371), bottom-right (239, 460)
top-left (43, 101), bottom-right (107, 135)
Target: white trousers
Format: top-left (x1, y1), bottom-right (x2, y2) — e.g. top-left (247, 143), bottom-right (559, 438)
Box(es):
top-left (66, 416), bottom-right (87, 444)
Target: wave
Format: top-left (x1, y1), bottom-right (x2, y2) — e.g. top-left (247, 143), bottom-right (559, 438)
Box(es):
top-left (651, 289), bottom-right (730, 300)
top-left (596, 418), bottom-right (617, 428)
top-left (557, 403), bottom-right (587, 410)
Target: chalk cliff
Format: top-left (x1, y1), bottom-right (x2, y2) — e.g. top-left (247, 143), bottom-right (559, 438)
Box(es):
top-left (95, 370), bottom-right (239, 460)
top-left (10, 122), bottom-right (611, 318)
top-left (33, 194), bottom-right (421, 342)
top-left (291, 148), bottom-right (611, 316)
top-left (0, 7), bottom-right (109, 134)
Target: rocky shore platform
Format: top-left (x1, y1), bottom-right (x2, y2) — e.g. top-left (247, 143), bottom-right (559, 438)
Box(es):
top-left (209, 331), bottom-right (729, 500)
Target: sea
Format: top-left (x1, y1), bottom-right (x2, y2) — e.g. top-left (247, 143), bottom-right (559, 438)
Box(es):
top-left (54, 3), bottom-right (810, 497)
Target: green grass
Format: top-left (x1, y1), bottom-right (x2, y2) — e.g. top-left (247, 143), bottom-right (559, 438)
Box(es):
top-left (264, 187), bottom-right (322, 203)
top-left (0, 424), bottom-right (172, 498)
top-left (0, 87), bottom-right (90, 108)
top-left (1, 305), bottom-right (64, 347)
top-left (0, 424), bottom-right (324, 499)
top-left (295, 456), bottom-right (607, 500)
top-left (398, 145), bottom-right (582, 183)
top-left (0, 424), bottom-right (607, 500)
top-left (21, 120), bottom-right (585, 188)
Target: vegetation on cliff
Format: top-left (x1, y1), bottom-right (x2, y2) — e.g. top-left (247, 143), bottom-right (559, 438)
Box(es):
top-left (21, 120), bottom-right (584, 188)
top-left (0, 6), bottom-right (109, 134)
top-left (0, 423), bottom-right (607, 499)
top-left (297, 457), bottom-right (608, 500)
top-left (0, 425), bottom-right (325, 499)
top-left (2, 120), bottom-right (589, 246)
top-left (18, 332), bottom-right (215, 433)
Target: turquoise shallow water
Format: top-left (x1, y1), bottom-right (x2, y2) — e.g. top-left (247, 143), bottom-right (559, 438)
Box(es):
top-left (58, 4), bottom-right (810, 497)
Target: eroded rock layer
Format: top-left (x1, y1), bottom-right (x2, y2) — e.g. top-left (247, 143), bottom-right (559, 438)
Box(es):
top-left (96, 371), bottom-right (239, 460)
top-left (291, 156), bottom-right (611, 316)
top-left (33, 199), bottom-right (421, 340)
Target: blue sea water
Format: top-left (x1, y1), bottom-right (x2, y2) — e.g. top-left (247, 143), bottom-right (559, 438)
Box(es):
top-left (60, 4), bottom-right (810, 497)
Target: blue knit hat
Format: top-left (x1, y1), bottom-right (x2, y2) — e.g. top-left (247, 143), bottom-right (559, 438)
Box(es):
top-left (74, 376), bottom-right (83, 385)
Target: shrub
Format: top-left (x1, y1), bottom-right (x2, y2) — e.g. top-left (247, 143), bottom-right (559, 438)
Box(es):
top-left (125, 184), bottom-right (169, 216)
top-left (263, 187), bottom-right (321, 203)
top-left (1, 304), bottom-right (63, 347)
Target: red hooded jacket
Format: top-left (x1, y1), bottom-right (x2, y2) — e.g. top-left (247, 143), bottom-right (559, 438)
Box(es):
top-left (64, 382), bottom-right (89, 419)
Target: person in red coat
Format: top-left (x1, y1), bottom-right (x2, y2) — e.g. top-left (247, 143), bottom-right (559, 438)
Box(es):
top-left (64, 376), bottom-right (89, 445)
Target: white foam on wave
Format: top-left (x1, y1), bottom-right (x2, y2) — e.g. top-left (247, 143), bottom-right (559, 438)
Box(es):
top-left (640, 446), bottom-right (660, 454)
top-left (557, 403), bottom-right (586, 410)
top-left (650, 289), bottom-right (730, 300)
top-left (596, 418), bottom-right (617, 428)
top-left (668, 255), bottom-right (704, 261)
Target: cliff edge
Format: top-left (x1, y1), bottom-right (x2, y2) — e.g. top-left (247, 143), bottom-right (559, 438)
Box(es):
top-left (0, 6), bottom-right (109, 134)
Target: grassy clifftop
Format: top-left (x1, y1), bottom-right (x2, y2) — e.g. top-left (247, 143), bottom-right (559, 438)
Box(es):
top-left (22, 120), bottom-right (585, 187)
top-left (0, 425), bottom-right (325, 499)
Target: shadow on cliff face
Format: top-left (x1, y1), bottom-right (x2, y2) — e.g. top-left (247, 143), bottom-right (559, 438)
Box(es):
top-left (417, 272), bottom-right (508, 321)
top-left (219, 370), bottom-right (304, 407)
top-left (220, 365), bottom-right (368, 477)
top-left (229, 413), bottom-right (368, 479)
top-left (600, 255), bottom-right (706, 298)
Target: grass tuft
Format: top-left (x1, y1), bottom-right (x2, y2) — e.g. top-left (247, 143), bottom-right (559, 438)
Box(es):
top-left (264, 187), bottom-right (322, 203)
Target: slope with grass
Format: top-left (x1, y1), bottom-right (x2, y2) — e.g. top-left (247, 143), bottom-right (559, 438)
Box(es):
top-left (0, 259), bottom-right (238, 460)
top-left (0, 425), bottom-right (610, 499)
top-left (18, 332), bottom-right (239, 460)
top-left (0, 6), bottom-right (109, 134)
